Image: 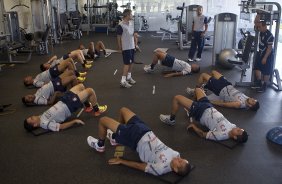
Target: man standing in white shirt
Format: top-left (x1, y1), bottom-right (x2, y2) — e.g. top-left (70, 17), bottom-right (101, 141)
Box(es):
top-left (188, 6), bottom-right (208, 62)
top-left (117, 9), bottom-right (136, 88)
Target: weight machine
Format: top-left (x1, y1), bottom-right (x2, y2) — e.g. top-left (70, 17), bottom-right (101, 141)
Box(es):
top-left (212, 12), bottom-right (238, 67)
top-left (0, 9), bottom-right (32, 64)
top-left (176, 3), bottom-right (213, 50)
top-left (51, 0), bottom-right (82, 41)
top-left (30, 0), bottom-right (55, 54)
top-left (135, 14), bottom-right (149, 32)
top-left (236, 0), bottom-right (281, 91)
top-left (82, 0), bottom-right (111, 35)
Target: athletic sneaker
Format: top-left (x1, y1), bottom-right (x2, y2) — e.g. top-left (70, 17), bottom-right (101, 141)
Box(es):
top-left (79, 72), bottom-right (87, 77)
top-left (127, 78), bottom-right (136, 85)
top-left (106, 129), bottom-right (118, 146)
top-left (120, 81), bottom-right (132, 88)
top-left (87, 136), bottom-right (105, 152)
top-left (257, 83), bottom-right (266, 93)
top-left (160, 114), bottom-right (175, 126)
top-left (195, 58), bottom-right (201, 62)
top-left (85, 60), bottom-right (93, 64)
top-left (187, 58), bottom-right (193, 62)
top-left (186, 87), bottom-right (195, 96)
top-left (77, 77), bottom-right (86, 82)
top-left (144, 65), bottom-right (154, 73)
top-left (93, 105), bottom-right (108, 116)
top-left (83, 63), bottom-right (92, 69)
top-left (251, 81), bottom-right (262, 89)
top-left (104, 52), bottom-right (112, 58)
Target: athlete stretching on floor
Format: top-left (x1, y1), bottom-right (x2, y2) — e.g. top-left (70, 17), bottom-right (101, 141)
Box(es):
top-left (24, 84), bottom-right (107, 132)
top-left (24, 58), bottom-right (86, 88)
top-left (22, 70), bottom-right (80, 106)
top-left (186, 70), bottom-right (259, 111)
top-left (79, 41), bottom-right (111, 59)
top-left (40, 50), bottom-right (92, 71)
top-left (144, 49), bottom-right (200, 77)
top-left (160, 88), bottom-right (248, 143)
top-left (87, 107), bottom-right (192, 176)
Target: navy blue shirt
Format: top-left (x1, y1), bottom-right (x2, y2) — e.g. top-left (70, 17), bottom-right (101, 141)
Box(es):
top-left (259, 29), bottom-right (274, 56)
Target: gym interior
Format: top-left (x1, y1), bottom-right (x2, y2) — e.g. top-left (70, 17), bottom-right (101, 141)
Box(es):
top-left (0, 0), bottom-right (281, 184)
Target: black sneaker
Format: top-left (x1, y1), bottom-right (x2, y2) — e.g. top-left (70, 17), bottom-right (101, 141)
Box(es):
top-left (257, 83), bottom-right (266, 93)
top-left (251, 81), bottom-right (262, 89)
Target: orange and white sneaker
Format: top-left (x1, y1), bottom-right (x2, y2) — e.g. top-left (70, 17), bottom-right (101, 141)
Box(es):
top-left (93, 105), bottom-right (108, 116)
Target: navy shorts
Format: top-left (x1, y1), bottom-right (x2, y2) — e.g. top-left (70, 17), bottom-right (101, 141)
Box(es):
top-left (86, 50), bottom-right (99, 59)
top-left (95, 50), bottom-right (100, 57)
top-left (49, 65), bottom-right (61, 78)
top-left (115, 115), bottom-right (151, 150)
top-left (161, 54), bottom-right (175, 67)
top-left (254, 52), bottom-right (274, 75)
top-left (122, 49), bottom-right (135, 65)
top-left (190, 97), bottom-right (213, 121)
top-left (60, 91), bottom-right (83, 113)
top-left (51, 77), bottom-right (66, 92)
top-left (205, 76), bottom-right (232, 96)
top-left (63, 53), bottom-right (70, 60)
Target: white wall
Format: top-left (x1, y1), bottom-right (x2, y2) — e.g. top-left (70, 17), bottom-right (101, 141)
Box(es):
top-left (114, 0), bottom-right (244, 31)
top-left (4, 0), bottom-right (33, 33)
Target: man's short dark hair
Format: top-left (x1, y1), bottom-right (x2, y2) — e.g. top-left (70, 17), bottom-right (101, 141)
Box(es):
top-left (236, 131), bottom-right (248, 143)
top-left (40, 64), bottom-right (46, 72)
top-left (23, 80), bottom-right (31, 87)
top-left (123, 9), bottom-right (132, 17)
top-left (192, 66), bottom-right (200, 73)
top-left (177, 162), bottom-right (192, 176)
top-left (21, 96), bottom-right (36, 107)
top-left (22, 97), bottom-right (27, 105)
top-left (24, 119), bottom-right (37, 132)
top-left (249, 101), bottom-right (260, 111)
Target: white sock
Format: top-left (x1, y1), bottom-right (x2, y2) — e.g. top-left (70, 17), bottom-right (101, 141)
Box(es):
top-left (127, 73), bottom-right (132, 80)
top-left (121, 76), bottom-right (126, 83)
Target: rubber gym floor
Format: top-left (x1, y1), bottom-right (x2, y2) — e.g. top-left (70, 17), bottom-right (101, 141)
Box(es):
top-left (0, 32), bottom-right (281, 184)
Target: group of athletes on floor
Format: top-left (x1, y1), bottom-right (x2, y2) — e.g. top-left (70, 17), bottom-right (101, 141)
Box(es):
top-left (21, 8), bottom-right (271, 177)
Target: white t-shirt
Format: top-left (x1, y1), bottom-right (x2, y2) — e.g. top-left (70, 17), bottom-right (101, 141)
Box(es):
top-left (50, 58), bottom-right (63, 68)
top-left (219, 85), bottom-right (249, 108)
top-left (34, 81), bottom-right (55, 105)
top-left (40, 101), bottom-right (71, 131)
top-left (136, 131), bottom-right (180, 176)
top-left (172, 59), bottom-right (192, 75)
top-left (200, 107), bottom-right (236, 141)
top-left (82, 48), bottom-right (98, 58)
top-left (117, 20), bottom-right (135, 51)
top-left (82, 48), bottom-right (88, 56)
top-left (33, 70), bottom-right (52, 88)
top-left (193, 15), bottom-right (207, 32)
